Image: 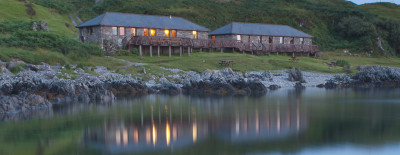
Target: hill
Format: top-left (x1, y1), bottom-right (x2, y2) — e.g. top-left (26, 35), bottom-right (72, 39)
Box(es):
top-left (33, 0), bottom-right (400, 56)
top-left (360, 2), bottom-right (400, 22)
top-left (0, 0), bottom-right (76, 37)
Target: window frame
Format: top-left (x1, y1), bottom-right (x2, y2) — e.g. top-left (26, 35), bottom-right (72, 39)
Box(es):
top-left (112, 27), bottom-right (118, 36)
top-left (119, 27), bottom-right (125, 36)
top-left (130, 28), bottom-right (136, 37)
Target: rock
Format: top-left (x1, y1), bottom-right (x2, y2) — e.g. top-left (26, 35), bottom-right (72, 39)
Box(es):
top-left (158, 78), bottom-right (180, 95)
top-left (294, 82), bottom-right (305, 89)
top-left (288, 68), bottom-right (305, 83)
top-left (32, 22), bottom-right (37, 31)
top-left (40, 21), bottom-right (50, 32)
top-left (268, 84), bottom-right (281, 90)
top-left (316, 84), bottom-right (325, 88)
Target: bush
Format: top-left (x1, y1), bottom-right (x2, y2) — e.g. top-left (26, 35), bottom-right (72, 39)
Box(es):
top-left (9, 64), bottom-right (26, 74)
top-left (130, 48), bottom-right (139, 56)
top-left (2, 31), bottom-right (103, 58)
top-left (32, 0), bottom-right (74, 13)
top-left (336, 59), bottom-right (350, 67)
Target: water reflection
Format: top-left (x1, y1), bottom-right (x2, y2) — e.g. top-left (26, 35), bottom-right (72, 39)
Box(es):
top-left (83, 95), bottom-right (308, 153)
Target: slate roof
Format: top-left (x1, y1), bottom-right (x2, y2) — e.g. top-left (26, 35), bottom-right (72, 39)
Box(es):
top-left (209, 22), bottom-right (313, 38)
top-left (76, 12), bottom-right (209, 31)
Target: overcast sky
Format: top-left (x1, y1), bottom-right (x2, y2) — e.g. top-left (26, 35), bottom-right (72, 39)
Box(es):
top-left (348, 0), bottom-right (399, 4)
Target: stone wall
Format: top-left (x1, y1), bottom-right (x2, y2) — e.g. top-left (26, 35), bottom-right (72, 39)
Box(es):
top-left (101, 26), bottom-right (131, 47)
top-left (304, 38), bottom-right (312, 45)
top-left (79, 26), bottom-right (102, 45)
top-left (177, 30), bottom-right (193, 38)
top-left (284, 37), bottom-right (292, 44)
top-left (198, 32), bottom-right (208, 39)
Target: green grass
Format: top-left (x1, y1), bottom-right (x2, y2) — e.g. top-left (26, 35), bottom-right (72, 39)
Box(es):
top-left (0, 47), bottom-right (69, 65)
top-left (114, 50), bottom-right (400, 74)
top-left (360, 3), bottom-right (400, 22)
top-left (0, 0), bottom-right (77, 37)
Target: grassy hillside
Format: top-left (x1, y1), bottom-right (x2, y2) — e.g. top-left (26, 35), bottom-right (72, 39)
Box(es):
top-left (0, 0), bottom-right (76, 37)
top-left (360, 3), bottom-right (400, 22)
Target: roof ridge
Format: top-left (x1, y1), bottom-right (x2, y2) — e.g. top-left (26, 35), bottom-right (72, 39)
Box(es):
top-left (99, 13), bottom-right (107, 25)
top-left (104, 11), bottom-right (183, 19)
top-left (232, 22), bottom-right (290, 27)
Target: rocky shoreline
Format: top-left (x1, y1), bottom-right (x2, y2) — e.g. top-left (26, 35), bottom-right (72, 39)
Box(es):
top-left (1, 59), bottom-right (399, 114)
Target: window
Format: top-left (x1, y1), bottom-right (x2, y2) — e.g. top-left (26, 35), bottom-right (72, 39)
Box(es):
top-left (258, 36), bottom-right (262, 43)
top-left (144, 28), bottom-right (149, 36)
top-left (212, 36), bottom-right (215, 39)
top-left (300, 38), bottom-right (304, 44)
top-left (279, 37), bottom-right (283, 44)
top-left (290, 37), bottom-right (294, 44)
top-left (87, 27), bottom-right (93, 35)
top-left (131, 28), bottom-right (136, 36)
top-left (164, 29), bottom-right (170, 37)
top-left (171, 30), bottom-right (177, 37)
top-left (150, 29), bottom-right (156, 36)
top-left (112, 27), bottom-right (118, 35)
top-left (193, 31), bottom-right (197, 39)
top-left (269, 36), bottom-right (273, 44)
top-left (236, 35), bottom-right (241, 41)
top-left (119, 27), bottom-right (125, 36)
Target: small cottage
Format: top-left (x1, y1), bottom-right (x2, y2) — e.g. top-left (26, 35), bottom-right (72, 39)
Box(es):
top-left (76, 12), bottom-right (209, 49)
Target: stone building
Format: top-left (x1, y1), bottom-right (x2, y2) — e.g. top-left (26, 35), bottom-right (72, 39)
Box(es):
top-left (209, 22), bottom-right (313, 46)
top-left (76, 12), bottom-right (209, 49)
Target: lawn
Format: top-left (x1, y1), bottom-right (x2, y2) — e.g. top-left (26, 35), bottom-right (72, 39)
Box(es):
top-left (115, 50), bottom-right (400, 74)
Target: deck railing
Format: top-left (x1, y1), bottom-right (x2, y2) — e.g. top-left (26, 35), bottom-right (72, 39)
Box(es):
top-left (128, 36), bottom-right (319, 53)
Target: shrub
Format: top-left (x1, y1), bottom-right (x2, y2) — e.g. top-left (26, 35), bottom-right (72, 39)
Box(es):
top-left (9, 64), bottom-right (26, 74)
top-left (336, 59), bottom-right (350, 67)
top-left (130, 48), bottom-right (139, 56)
top-left (64, 64), bottom-right (70, 70)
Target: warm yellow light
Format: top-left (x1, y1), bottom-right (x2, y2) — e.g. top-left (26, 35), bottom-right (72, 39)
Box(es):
top-left (192, 121), bottom-right (197, 143)
top-left (150, 29), bottom-right (156, 36)
top-left (166, 120), bottom-right (171, 146)
top-left (164, 30), bottom-right (170, 37)
top-left (134, 128), bottom-right (139, 144)
top-left (173, 124), bottom-right (177, 141)
top-left (123, 128), bottom-right (128, 146)
top-left (152, 123), bottom-right (157, 147)
top-left (192, 31), bottom-right (197, 39)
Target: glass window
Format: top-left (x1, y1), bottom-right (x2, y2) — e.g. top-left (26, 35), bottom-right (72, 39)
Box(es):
top-left (150, 29), bottom-right (156, 36)
top-left (290, 37), bottom-right (294, 44)
top-left (171, 30), bottom-right (177, 37)
top-left (131, 28), bottom-right (136, 36)
top-left (269, 36), bottom-right (273, 44)
top-left (119, 27), bottom-right (125, 36)
top-left (212, 36), bottom-right (215, 39)
top-left (300, 38), bottom-right (304, 44)
top-left (164, 29), bottom-right (170, 37)
top-left (279, 37), bottom-right (283, 44)
top-left (236, 35), bottom-right (241, 41)
top-left (144, 29), bottom-right (149, 36)
top-left (193, 31), bottom-right (197, 39)
top-left (112, 27), bottom-right (117, 35)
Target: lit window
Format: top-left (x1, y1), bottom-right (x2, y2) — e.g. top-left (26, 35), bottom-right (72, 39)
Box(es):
top-left (279, 37), bottom-right (283, 44)
top-left (164, 30), bottom-right (170, 37)
top-left (212, 36), bottom-right (215, 39)
top-left (131, 28), bottom-right (136, 36)
top-left (112, 27), bottom-right (117, 35)
top-left (236, 35), bottom-right (241, 41)
top-left (119, 27), bottom-right (125, 36)
top-left (144, 29), bottom-right (149, 36)
top-left (193, 31), bottom-right (197, 39)
top-left (171, 30), bottom-right (177, 37)
top-left (150, 29), bottom-right (156, 36)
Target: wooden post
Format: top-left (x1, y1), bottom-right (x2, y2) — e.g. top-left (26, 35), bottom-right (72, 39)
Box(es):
top-left (179, 46), bottom-right (182, 57)
top-left (292, 52), bottom-right (294, 57)
top-left (277, 52), bottom-right (279, 55)
top-left (232, 48), bottom-right (235, 53)
top-left (150, 46), bottom-right (153, 57)
top-left (307, 53), bottom-right (310, 57)
top-left (139, 45), bottom-right (142, 57)
top-left (209, 48), bottom-right (211, 53)
top-left (221, 48), bottom-right (223, 53)
top-left (169, 46), bottom-right (172, 57)
top-left (157, 46), bottom-right (160, 57)
top-left (188, 47), bottom-right (190, 56)
top-left (200, 48), bottom-right (202, 52)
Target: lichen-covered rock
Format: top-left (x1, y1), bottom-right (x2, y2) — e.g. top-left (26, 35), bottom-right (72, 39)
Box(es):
top-left (288, 68), bottom-right (305, 83)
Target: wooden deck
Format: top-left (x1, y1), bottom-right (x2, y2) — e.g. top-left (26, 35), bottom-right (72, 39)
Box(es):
top-left (127, 36), bottom-right (319, 56)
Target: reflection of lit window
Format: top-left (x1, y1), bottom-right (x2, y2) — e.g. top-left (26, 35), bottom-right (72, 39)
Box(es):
top-left (134, 128), bottom-right (139, 144)
top-left (192, 121), bottom-right (197, 143)
top-left (144, 29), bottom-right (149, 36)
top-left (193, 31), bottom-right (197, 39)
top-left (150, 29), bottom-right (156, 36)
top-left (123, 128), bottom-right (128, 146)
top-left (116, 129), bottom-right (121, 146)
top-left (152, 123), bottom-right (157, 147)
top-left (166, 121), bottom-right (171, 146)
top-left (171, 30), bottom-right (177, 37)
top-left (131, 28), bottom-right (136, 36)
top-left (146, 127), bottom-right (151, 144)
top-left (112, 27), bottom-right (118, 35)
top-left (164, 30), bottom-right (169, 37)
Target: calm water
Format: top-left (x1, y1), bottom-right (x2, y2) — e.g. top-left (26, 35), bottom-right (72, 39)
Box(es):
top-left (1, 88), bottom-right (400, 155)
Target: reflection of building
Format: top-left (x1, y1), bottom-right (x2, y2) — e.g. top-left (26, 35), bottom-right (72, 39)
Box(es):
top-left (84, 103), bottom-right (307, 154)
